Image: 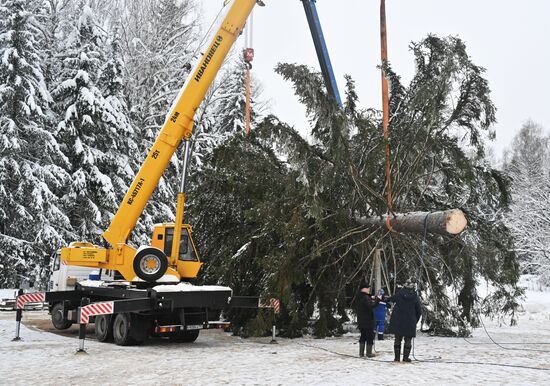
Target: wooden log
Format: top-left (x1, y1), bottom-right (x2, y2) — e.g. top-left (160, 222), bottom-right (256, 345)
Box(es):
top-left (356, 209), bottom-right (467, 236)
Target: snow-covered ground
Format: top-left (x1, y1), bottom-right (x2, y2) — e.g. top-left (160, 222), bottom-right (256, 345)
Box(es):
top-left (1, 283), bottom-right (549, 385)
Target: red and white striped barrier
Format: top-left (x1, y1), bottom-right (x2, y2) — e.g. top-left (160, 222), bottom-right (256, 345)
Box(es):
top-left (261, 298), bottom-right (280, 314)
top-left (79, 302), bottom-right (114, 324)
top-left (16, 293), bottom-right (45, 310)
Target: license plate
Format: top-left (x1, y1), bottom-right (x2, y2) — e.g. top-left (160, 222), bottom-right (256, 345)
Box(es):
top-left (186, 325), bottom-right (203, 330)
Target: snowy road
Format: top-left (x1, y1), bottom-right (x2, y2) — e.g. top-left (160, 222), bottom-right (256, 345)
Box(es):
top-left (1, 289), bottom-right (549, 385)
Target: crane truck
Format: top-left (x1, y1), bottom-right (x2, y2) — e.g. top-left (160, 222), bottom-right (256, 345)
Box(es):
top-left (42, 0), bottom-right (265, 346)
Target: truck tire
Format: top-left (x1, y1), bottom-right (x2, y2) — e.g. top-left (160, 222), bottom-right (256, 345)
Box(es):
top-left (95, 315), bottom-right (113, 342)
top-left (169, 329), bottom-right (200, 343)
top-left (51, 303), bottom-right (72, 330)
top-left (133, 247), bottom-right (168, 282)
top-left (113, 313), bottom-right (149, 346)
top-left (113, 313), bottom-right (138, 346)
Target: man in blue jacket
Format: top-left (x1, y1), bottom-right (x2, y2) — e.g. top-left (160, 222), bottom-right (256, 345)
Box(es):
top-left (387, 279), bottom-right (421, 362)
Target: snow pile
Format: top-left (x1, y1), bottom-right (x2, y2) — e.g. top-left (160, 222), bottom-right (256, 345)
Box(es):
top-left (153, 282), bottom-right (231, 293)
top-left (0, 289), bottom-right (17, 300)
top-left (519, 275), bottom-right (550, 321)
top-left (77, 280), bottom-right (109, 288)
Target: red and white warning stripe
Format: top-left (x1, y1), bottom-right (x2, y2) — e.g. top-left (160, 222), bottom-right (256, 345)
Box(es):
top-left (261, 298), bottom-right (280, 314)
top-left (79, 302), bottom-right (114, 324)
top-left (16, 293), bottom-right (45, 310)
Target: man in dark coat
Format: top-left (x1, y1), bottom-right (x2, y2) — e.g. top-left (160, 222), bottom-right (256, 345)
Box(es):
top-left (355, 283), bottom-right (380, 357)
top-left (387, 279), bottom-right (421, 362)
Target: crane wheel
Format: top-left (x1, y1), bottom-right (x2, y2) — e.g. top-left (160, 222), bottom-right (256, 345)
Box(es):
top-left (133, 247), bottom-right (168, 282)
top-left (95, 315), bottom-right (113, 342)
top-left (51, 303), bottom-right (72, 330)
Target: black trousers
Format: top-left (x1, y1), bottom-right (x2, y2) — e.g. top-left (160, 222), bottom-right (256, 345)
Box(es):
top-left (394, 334), bottom-right (412, 350)
top-left (359, 328), bottom-right (375, 345)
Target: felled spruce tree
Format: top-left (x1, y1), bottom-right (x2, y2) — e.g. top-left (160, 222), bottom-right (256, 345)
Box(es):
top-left (190, 35), bottom-right (520, 337)
top-left (378, 36), bottom-right (520, 331)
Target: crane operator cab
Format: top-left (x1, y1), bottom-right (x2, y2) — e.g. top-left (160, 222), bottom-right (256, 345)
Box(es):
top-left (133, 223), bottom-right (202, 282)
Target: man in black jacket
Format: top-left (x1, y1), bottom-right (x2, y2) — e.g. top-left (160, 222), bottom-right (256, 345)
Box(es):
top-left (387, 279), bottom-right (421, 362)
top-left (355, 283), bottom-right (380, 358)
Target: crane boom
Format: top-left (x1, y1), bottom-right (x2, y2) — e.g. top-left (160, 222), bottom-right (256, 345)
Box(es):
top-left (301, 0), bottom-right (342, 106)
top-left (103, 0), bottom-right (258, 246)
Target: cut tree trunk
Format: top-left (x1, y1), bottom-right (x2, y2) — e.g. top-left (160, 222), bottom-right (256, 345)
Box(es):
top-left (357, 209), bottom-right (467, 236)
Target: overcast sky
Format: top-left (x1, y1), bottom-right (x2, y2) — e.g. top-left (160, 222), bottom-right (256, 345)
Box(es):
top-left (200, 0), bottom-right (550, 157)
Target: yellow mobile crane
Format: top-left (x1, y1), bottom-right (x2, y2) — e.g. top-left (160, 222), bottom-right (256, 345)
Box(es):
top-left (61, 0), bottom-right (265, 283)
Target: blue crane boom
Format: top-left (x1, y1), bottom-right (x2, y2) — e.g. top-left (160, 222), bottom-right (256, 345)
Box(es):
top-left (301, 0), bottom-right (342, 106)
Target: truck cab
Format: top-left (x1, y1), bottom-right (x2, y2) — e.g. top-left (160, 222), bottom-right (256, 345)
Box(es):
top-left (49, 252), bottom-right (116, 291)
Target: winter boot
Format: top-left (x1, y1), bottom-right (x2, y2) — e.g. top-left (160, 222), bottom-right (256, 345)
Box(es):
top-left (378, 333), bottom-right (384, 341)
top-left (359, 342), bottom-right (365, 357)
top-left (402, 343), bottom-right (412, 362)
top-left (393, 345), bottom-right (401, 362)
top-left (366, 344), bottom-right (375, 358)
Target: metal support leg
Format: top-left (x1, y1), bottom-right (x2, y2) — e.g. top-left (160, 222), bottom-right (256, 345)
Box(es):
top-left (270, 325), bottom-right (278, 344)
top-left (12, 289), bottom-right (23, 342)
top-left (270, 308), bottom-right (277, 344)
top-left (76, 298), bottom-right (90, 354)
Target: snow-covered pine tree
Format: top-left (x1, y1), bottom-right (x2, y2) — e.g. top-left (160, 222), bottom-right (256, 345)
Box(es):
top-left (53, 3), bottom-right (135, 244)
top-left (36, 0), bottom-right (64, 93)
top-left (192, 55), bottom-right (263, 168)
top-left (97, 26), bottom-right (142, 243)
top-left (504, 121), bottom-right (550, 285)
top-left (212, 56), bottom-right (253, 135)
top-left (0, 0), bottom-right (70, 287)
top-left (122, 0), bottom-right (198, 127)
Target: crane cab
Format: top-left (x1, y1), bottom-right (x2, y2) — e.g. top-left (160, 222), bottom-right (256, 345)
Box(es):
top-left (150, 223), bottom-right (202, 279)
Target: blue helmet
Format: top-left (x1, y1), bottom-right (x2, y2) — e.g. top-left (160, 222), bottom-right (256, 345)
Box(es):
top-left (377, 289), bottom-right (385, 297)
